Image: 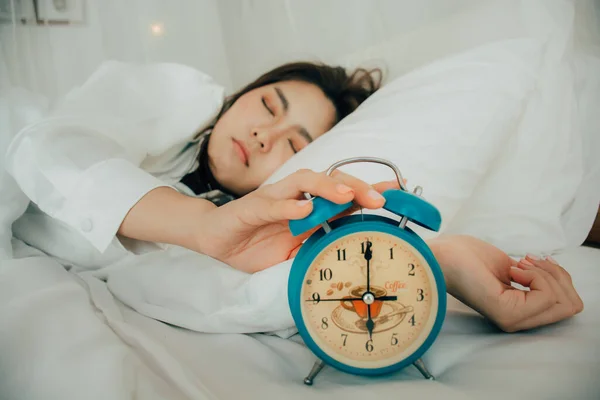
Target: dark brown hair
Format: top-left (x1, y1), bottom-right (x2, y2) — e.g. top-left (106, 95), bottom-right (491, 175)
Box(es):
top-left (200, 61), bottom-right (383, 136)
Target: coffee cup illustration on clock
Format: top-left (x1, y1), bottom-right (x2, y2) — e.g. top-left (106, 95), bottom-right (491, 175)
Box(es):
top-left (331, 282), bottom-right (415, 334)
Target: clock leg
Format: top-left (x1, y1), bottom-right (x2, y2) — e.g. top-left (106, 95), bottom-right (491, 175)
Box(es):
top-left (413, 358), bottom-right (435, 380)
top-left (303, 359), bottom-right (326, 385)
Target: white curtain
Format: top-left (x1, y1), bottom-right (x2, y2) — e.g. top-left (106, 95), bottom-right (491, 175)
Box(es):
top-left (0, 0), bottom-right (232, 101)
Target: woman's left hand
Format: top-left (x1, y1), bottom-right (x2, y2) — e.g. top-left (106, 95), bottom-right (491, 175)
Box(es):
top-left (430, 235), bottom-right (584, 332)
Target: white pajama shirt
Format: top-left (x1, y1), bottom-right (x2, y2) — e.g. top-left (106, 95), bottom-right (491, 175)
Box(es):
top-left (5, 61), bottom-right (226, 269)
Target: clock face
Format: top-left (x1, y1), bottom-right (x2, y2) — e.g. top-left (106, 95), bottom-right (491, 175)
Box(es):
top-left (300, 230), bottom-right (439, 369)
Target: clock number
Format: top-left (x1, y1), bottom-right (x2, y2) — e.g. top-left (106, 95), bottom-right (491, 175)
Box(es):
top-left (312, 292), bottom-right (321, 304)
top-left (319, 268), bottom-right (333, 281)
top-left (391, 333), bottom-right (399, 346)
top-left (389, 247), bottom-right (394, 259)
top-left (337, 249), bottom-right (346, 261)
top-left (409, 314), bottom-right (416, 326)
top-left (360, 240), bottom-right (372, 254)
top-left (365, 339), bottom-right (374, 353)
top-left (321, 317), bottom-right (329, 330)
top-left (408, 263), bottom-right (415, 276)
top-left (341, 333), bottom-right (348, 346)
top-left (416, 288), bottom-right (424, 302)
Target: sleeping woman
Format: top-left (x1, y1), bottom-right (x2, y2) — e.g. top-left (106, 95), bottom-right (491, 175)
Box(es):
top-left (6, 61), bottom-right (584, 333)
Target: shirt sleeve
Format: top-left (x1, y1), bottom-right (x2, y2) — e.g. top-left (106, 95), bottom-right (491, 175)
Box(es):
top-left (5, 122), bottom-right (170, 253)
top-left (4, 61), bottom-right (225, 253)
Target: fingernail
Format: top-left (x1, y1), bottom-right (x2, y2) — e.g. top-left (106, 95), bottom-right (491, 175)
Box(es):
top-left (545, 256), bottom-right (559, 265)
top-left (336, 184), bottom-right (353, 194)
top-left (368, 189), bottom-right (385, 202)
top-left (297, 199), bottom-right (311, 207)
top-left (526, 254), bottom-right (539, 261)
top-left (520, 259), bottom-right (534, 267)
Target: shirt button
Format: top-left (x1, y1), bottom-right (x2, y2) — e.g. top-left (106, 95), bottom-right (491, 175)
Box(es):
top-left (80, 218), bottom-right (93, 232)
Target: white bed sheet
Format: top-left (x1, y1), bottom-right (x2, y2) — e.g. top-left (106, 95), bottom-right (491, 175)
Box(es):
top-left (1, 242), bottom-right (599, 400)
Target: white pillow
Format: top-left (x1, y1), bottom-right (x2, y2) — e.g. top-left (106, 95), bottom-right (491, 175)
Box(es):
top-left (445, 2), bottom-right (596, 256)
top-left (265, 38), bottom-right (543, 239)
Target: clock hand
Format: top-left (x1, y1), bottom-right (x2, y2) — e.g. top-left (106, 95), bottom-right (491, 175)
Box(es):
top-left (304, 297), bottom-right (362, 302)
top-left (363, 241), bottom-right (375, 339)
top-left (366, 304), bottom-right (374, 340)
top-left (374, 295), bottom-right (398, 301)
top-left (364, 241), bottom-right (372, 294)
top-left (304, 295), bottom-right (398, 303)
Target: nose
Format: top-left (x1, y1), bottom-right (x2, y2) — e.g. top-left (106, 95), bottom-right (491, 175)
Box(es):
top-left (253, 127), bottom-right (284, 152)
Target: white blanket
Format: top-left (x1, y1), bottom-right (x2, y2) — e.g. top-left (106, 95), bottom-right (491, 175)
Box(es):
top-left (2, 241), bottom-right (599, 400)
top-left (97, 247), bottom-right (297, 337)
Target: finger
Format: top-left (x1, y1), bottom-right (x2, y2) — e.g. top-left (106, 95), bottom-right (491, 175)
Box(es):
top-left (288, 180), bottom-right (401, 241)
top-left (526, 254), bottom-right (569, 283)
top-left (239, 196), bottom-right (314, 225)
top-left (267, 198), bottom-right (315, 223)
top-left (327, 179), bottom-right (402, 219)
top-left (500, 267), bottom-right (556, 322)
top-left (534, 255), bottom-right (584, 314)
top-left (517, 259), bottom-right (570, 307)
top-left (373, 179), bottom-right (402, 192)
top-left (497, 259), bottom-right (582, 332)
top-left (527, 255), bottom-right (583, 313)
top-left (329, 170), bottom-right (386, 209)
top-left (263, 169), bottom-right (401, 209)
top-left (262, 169), bottom-right (356, 204)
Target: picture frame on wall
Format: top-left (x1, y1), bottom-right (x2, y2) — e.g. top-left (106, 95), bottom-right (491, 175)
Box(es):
top-left (0, 0), bottom-right (35, 23)
top-left (0, 0), bottom-right (84, 24)
top-left (0, 0), bottom-right (11, 22)
top-left (36, 0), bottom-right (85, 24)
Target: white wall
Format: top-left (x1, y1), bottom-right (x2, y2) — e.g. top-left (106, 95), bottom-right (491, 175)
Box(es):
top-left (2, 0), bottom-right (598, 100)
top-left (0, 0), bottom-right (232, 100)
top-left (216, 0), bottom-right (481, 90)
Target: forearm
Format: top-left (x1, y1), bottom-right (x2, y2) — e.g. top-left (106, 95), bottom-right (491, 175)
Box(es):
top-left (118, 187), bottom-right (216, 251)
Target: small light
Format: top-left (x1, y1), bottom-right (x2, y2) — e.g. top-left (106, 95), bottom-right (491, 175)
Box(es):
top-left (150, 22), bottom-right (164, 36)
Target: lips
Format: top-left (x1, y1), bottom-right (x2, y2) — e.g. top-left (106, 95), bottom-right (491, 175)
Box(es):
top-left (232, 138), bottom-right (249, 166)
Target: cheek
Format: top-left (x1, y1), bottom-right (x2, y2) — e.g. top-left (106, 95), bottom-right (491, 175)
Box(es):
top-left (231, 97), bottom-right (264, 126)
top-left (215, 100), bottom-right (254, 137)
top-left (255, 145), bottom-right (292, 177)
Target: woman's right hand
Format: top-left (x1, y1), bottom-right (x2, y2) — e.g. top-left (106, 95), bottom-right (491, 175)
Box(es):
top-left (195, 169), bottom-right (399, 273)
top-left (430, 235), bottom-right (584, 332)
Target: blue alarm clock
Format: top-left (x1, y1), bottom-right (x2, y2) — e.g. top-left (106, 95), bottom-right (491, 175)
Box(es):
top-left (287, 157), bottom-right (446, 385)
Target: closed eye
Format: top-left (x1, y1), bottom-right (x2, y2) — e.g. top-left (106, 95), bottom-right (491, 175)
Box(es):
top-left (288, 139), bottom-right (298, 154)
top-left (262, 96), bottom-right (275, 116)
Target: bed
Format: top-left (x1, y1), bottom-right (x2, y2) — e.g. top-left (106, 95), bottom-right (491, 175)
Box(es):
top-left (1, 241), bottom-right (599, 400)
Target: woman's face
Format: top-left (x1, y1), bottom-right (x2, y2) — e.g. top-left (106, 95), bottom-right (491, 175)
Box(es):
top-left (208, 80), bottom-right (336, 196)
